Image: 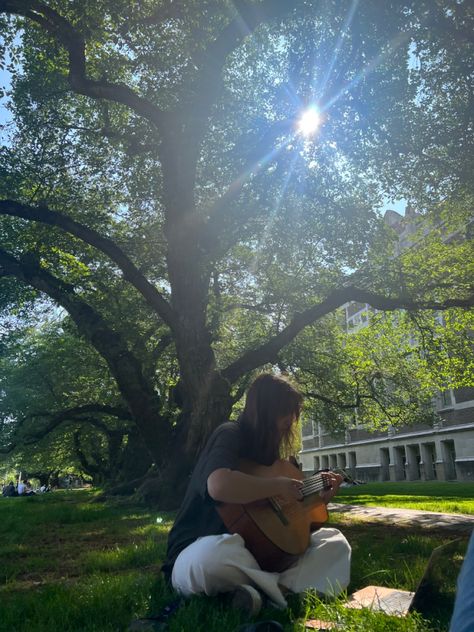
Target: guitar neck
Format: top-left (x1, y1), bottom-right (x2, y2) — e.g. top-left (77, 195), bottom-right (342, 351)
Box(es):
top-left (301, 472), bottom-right (330, 497)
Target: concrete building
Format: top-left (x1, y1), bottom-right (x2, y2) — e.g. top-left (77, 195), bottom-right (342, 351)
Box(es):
top-left (299, 209), bottom-right (474, 482)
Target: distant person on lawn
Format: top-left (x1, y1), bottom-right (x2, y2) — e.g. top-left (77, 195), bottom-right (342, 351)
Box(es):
top-left (24, 480), bottom-right (35, 496)
top-left (2, 481), bottom-right (16, 497)
top-left (162, 373), bottom-right (351, 616)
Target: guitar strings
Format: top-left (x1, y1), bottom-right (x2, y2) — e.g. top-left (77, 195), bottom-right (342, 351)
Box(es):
top-left (275, 477), bottom-right (327, 519)
top-left (269, 475), bottom-right (329, 520)
top-left (302, 479), bottom-right (325, 491)
top-left (302, 476), bottom-right (325, 489)
top-left (301, 475), bottom-right (328, 496)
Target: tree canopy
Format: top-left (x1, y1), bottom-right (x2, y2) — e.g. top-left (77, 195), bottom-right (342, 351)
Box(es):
top-left (0, 0), bottom-right (472, 500)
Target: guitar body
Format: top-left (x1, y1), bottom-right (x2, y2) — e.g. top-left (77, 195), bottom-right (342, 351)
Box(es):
top-left (216, 459), bottom-right (329, 572)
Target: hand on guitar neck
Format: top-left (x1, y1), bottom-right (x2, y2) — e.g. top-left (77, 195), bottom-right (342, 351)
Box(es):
top-left (317, 471), bottom-right (343, 504)
top-left (270, 470), bottom-right (343, 505)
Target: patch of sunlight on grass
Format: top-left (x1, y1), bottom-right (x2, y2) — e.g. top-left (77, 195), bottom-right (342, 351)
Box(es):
top-left (339, 481), bottom-right (474, 497)
top-left (119, 513), bottom-right (153, 521)
top-left (297, 591), bottom-right (434, 632)
top-left (81, 539), bottom-right (165, 573)
top-left (337, 483), bottom-right (474, 515)
top-left (131, 522), bottom-right (173, 537)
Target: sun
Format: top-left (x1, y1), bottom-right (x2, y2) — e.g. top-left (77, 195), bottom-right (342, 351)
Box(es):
top-left (297, 106), bottom-right (322, 137)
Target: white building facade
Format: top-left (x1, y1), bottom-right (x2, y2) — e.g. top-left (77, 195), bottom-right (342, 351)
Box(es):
top-left (299, 210), bottom-right (474, 482)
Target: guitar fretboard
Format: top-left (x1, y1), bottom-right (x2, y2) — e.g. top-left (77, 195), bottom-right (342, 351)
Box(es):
top-left (302, 473), bottom-right (328, 497)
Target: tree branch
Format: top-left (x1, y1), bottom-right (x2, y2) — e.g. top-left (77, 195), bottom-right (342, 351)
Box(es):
top-left (0, 0), bottom-right (168, 129)
top-left (0, 247), bottom-right (171, 453)
top-left (151, 333), bottom-right (174, 364)
top-left (58, 123), bottom-right (157, 156)
top-left (222, 285), bottom-right (474, 383)
top-left (0, 404), bottom-right (130, 454)
top-left (302, 390), bottom-right (360, 411)
top-left (0, 200), bottom-right (175, 329)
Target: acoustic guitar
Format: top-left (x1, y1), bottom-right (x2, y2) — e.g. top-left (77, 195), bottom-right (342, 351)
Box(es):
top-left (216, 459), bottom-right (331, 572)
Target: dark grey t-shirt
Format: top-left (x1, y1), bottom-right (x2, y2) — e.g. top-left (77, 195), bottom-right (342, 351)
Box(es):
top-left (162, 421), bottom-right (244, 580)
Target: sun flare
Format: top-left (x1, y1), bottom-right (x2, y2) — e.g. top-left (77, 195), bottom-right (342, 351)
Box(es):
top-left (297, 107), bottom-right (321, 136)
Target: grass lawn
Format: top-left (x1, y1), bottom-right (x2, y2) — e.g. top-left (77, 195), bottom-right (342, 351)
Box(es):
top-left (0, 489), bottom-right (469, 632)
top-left (337, 481), bottom-right (474, 515)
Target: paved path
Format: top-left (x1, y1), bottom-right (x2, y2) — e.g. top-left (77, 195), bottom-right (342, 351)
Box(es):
top-left (328, 503), bottom-right (474, 533)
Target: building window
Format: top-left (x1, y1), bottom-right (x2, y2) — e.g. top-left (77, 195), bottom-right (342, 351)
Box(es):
top-left (301, 418), bottom-right (314, 437)
top-left (438, 390), bottom-right (454, 410)
top-left (453, 386), bottom-right (474, 404)
top-left (338, 453), bottom-right (347, 469)
top-left (348, 451), bottom-right (357, 470)
top-left (441, 440), bottom-right (457, 480)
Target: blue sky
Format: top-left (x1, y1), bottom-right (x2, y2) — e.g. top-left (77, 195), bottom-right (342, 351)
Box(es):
top-left (382, 198), bottom-right (406, 216)
top-left (0, 67), bottom-right (12, 126)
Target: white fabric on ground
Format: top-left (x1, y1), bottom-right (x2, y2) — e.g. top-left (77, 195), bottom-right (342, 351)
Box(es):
top-left (171, 527), bottom-right (351, 608)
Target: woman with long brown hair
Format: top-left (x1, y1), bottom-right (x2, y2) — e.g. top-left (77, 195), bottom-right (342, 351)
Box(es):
top-left (162, 373), bottom-right (351, 619)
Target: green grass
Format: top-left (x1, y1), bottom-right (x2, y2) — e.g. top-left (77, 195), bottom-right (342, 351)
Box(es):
top-left (0, 489), bottom-right (469, 631)
top-left (337, 482), bottom-right (474, 514)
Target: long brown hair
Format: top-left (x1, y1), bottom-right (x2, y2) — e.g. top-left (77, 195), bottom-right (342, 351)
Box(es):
top-left (239, 373), bottom-right (303, 465)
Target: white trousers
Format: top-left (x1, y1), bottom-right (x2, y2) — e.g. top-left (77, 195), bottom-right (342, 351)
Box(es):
top-left (171, 527), bottom-right (351, 608)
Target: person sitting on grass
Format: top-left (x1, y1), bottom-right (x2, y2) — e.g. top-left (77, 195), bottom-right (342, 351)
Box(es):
top-left (2, 481), bottom-right (17, 497)
top-left (24, 480), bottom-right (35, 496)
top-left (162, 373), bottom-right (351, 619)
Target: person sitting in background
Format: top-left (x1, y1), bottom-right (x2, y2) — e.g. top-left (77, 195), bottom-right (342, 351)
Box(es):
top-left (17, 480), bottom-right (25, 495)
top-left (24, 480), bottom-right (35, 496)
top-left (2, 481), bottom-right (16, 497)
top-left (162, 373), bottom-right (351, 619)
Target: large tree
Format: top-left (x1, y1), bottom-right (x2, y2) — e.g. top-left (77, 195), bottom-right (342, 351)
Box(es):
top-left (0, 320), bottom-right (154, 486)
top-left (0, 0), bottom-right (472, 501)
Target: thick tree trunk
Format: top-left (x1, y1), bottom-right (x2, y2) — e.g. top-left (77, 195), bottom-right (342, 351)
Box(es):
top-left (148, 369), bottom-right (234, 508)
top-left (119, 429), bottom-right (153, 482)
top-left (160, 127), bottom-right (234, 457)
